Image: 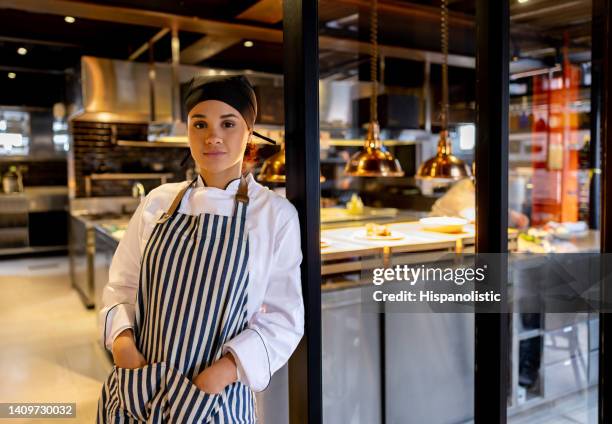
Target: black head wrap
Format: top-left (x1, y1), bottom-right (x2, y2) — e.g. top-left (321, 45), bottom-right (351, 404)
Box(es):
top-left (184, 75), bottom-right (276, 145)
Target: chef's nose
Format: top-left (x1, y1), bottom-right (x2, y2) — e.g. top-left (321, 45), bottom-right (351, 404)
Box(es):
top-left (204, 134), bottom-right (223, 144)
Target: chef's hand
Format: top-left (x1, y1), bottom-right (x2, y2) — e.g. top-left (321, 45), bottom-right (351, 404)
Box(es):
top-left (193, 353), bottom-right (238, 394)
top-left (509, 209), bottom-right (530, 230)
top-left (112, 329), bottom-right (148, 369)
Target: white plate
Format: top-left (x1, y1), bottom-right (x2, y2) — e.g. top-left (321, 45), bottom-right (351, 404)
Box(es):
top-left (353, 231), bottom-right (405, 241)
top-left (419, 216), bottom-right (468, 233)
top-left (553, 231), bottom-right (589, 240)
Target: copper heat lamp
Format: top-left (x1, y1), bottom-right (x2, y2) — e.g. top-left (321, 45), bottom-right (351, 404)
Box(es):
top-left (257, 142), bottom-right (286, 183)
top-left (257, 140), bottom-right (326, 183)
top-left (415, 0), bottom-right (470, 182)
top-left (344, 0), bottom-right (404, 177)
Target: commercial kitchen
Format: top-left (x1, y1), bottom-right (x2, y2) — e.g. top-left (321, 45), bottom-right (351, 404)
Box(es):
top-left (1, 0), bottom-right (611, 423)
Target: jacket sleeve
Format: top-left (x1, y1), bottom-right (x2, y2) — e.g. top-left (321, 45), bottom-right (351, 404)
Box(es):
top-left (98, 196), bottom-right (148, 352)
top-left (222, 209), bottom-right (305, 392)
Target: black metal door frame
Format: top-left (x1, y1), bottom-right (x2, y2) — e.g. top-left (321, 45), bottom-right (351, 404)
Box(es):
top-left (596, 0), bottom-right (612, 422)
top-left (283, 1), bottom-right (323, 423)
top-left (474, 0), bottom-right (509, 423)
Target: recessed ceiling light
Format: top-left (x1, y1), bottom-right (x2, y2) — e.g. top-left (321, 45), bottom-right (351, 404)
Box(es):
top-left (17, 47), bottom-right (27, 55)
top-left (518, 0), bottom-right (529, 3)
top-left (8, 72), bottom-right (16, 79)
top-left (243, 40), bottom-right (254, 48)
top-left (64, 16), bottom-right (76, 23)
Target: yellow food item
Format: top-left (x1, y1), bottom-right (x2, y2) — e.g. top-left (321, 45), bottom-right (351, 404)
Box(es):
top-left (365, 223), bottom-right (391, 237)
top-left (346, 194), bottom-right (364, 215)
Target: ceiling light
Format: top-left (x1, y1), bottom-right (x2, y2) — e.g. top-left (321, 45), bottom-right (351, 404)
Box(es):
top-left (518, 0), bottom-right (529, 3)
top-left (64, 16), bottom-right (76, 23)
top-left (243, 40), bottom-right (254, 48)
top-left (7, 72), bottom-right (16, 79)
top-left (17, 47), bottom-right (27, 55)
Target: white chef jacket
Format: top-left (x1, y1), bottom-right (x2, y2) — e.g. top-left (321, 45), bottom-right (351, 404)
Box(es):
top-left (99, 172), bottom-right (304, 392)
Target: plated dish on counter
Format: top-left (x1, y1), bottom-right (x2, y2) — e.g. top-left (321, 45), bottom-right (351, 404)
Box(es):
top-left (353, 223), bottom-right (406, 241)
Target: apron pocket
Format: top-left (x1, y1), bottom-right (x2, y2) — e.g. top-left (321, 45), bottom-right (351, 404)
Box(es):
top-left (115, 362), bottom-right (165, 422)
top-left (165, 367), bottom-right (221, 423)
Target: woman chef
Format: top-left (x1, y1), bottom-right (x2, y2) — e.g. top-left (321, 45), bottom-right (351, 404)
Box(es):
top-left (97, 75), bottom-right (304, 423)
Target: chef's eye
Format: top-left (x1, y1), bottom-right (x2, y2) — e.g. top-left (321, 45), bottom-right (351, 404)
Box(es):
top-left (222, 120), bottom-right (236, 128)
top-left (193, 121), bottom-right (207, 129)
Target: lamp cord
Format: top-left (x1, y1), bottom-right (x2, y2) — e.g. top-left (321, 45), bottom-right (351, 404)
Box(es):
top-left (370, 0), bottom-right (378, 124)
top-left (441, 0), bottom-right (449, 131)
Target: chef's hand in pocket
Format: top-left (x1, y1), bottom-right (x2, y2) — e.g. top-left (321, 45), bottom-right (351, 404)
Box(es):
top-left (112, 329), bottom-right (148, 369)
top-left (193, 353), bottom-right (238, 394)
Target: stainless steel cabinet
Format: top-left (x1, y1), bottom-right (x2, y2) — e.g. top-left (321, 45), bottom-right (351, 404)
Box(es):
top-left (385, 313), bottom-right (474, 424)
top-left (322, 287), bottom-right (382, 424)
top-left (0, 194), bottom-right (28, 249)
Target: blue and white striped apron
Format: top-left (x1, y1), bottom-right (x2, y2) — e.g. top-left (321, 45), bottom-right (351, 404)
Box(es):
top-left (98, 174), bottom-right (256, 423)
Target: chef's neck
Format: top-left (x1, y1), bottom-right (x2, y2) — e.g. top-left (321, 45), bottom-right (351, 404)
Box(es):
top-left (199, 163), bottom-right (243, 190)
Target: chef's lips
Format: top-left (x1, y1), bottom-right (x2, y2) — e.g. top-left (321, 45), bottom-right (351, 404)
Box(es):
top-left (181, 75), bottom-right (276, 166)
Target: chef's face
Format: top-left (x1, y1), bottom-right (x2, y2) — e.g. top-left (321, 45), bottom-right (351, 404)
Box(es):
top-left (188, 100), bottom-right (251, 174)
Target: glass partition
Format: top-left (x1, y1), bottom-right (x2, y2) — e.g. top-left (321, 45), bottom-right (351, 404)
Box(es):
top-left (508, 0), bottom-right (598, 422)
top-left (317, 1), bottom-right (477, 422)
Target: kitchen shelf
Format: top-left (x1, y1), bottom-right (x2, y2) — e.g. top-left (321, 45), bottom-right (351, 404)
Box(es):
top-left (117, 139), bottom-right (189, 148)
top-left (323, 139), bottom-right (421, 148)
top-left (87, 172), bottom-right (174, 180)
top-left (84, 172), bottom-right (174, 197)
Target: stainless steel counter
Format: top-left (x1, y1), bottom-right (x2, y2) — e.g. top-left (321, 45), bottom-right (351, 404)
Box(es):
top-left (69, 213), bottom-right (130, 308)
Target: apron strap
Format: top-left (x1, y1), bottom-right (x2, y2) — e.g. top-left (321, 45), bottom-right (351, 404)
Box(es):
top-left (233, 173), bottom-right (249, 218)
top-left (156, 177), bottom-right (198, 224)
top-left (235, 173), bottom-right (249, 205)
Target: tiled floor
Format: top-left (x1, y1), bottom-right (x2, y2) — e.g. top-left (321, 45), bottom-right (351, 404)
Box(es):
top-left (0, 255), bottom-right (111, 423)
top-left (508, 387), bottom-right (597, 424)
top-left (0, 256), bottom-right (600, 424)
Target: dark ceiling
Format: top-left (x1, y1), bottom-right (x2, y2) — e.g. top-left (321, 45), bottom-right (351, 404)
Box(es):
top-left (0, 0), bottom-right (593, 108)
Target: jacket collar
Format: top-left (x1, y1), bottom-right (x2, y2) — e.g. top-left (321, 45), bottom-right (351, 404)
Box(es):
top-left (195, 172), bottom-right (252, 192)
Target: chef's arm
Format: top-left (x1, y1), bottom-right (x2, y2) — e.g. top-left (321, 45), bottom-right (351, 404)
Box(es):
top-left (99, 197), bottom-right (147, 352)
top-left (221, 211), bottom-right (305, 392)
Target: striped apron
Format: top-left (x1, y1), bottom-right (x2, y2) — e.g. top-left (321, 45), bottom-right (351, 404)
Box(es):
top-left (97, 174), bottom-right (256, 423)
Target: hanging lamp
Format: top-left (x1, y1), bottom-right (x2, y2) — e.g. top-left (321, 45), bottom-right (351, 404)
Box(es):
top-left (415, 0), bottom-right (470, 182)
top-left (257, 141), bottom-right (286, 183)
top-left (344, 0), bottom-right (404, 177)
top-left (257, 139), bottom-right (326, 183)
